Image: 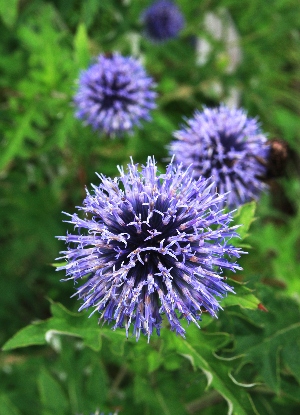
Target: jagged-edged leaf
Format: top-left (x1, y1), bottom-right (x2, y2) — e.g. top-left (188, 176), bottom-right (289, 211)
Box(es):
top-left (236, 320), bottom-right (300, 393)
top-left (2, 301), bottom-right (104, 351)
top-left (221, 279), bottom-right (260, 310)
top-left (166, 328), bottom-right (259, 415)
top-left (233, 285), bottom-right (300, 393)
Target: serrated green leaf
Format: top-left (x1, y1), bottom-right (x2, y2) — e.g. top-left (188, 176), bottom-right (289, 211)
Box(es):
top-left (171, 330), bottom-right (260, 415)
top-left (221, 279), bottom-right (260, 310)
top-left (1, 300), bottom-right (132, 353)
top-left (2, 321), bottom-right (47, 350)
top-left (2, 301), bottom-right (102, 351)
top-left (238, 321), bottom-right (300, 393)
top-left (233, 286), bottom-right (300, 393)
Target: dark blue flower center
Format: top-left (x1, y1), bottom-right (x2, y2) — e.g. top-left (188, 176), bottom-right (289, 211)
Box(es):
top-left (204, 132), bottom-right (246, 170)
top-left (89, 77), bottom-right (135, 110)
top-left (103, 197), bottom-right (194, 278)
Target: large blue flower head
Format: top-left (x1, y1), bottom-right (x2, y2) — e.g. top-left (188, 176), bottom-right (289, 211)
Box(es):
top-left (74, 53), bottom-right (157, 136)
top-left (57, 157), bottom-right (244, 341)
top-left (141, 0), bottom-right (185, 42)
top-left (169, 105), bottom-right (270, 208)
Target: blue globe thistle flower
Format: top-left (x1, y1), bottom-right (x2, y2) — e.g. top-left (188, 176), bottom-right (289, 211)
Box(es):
top-left (142, 0), bottom-right (185, 42)
top-left (57, 157), bottom-right (244, 341)
top-left (74, 53), bottom-right (157, 136)
top-left (169, 105), bottom-right (270, 208)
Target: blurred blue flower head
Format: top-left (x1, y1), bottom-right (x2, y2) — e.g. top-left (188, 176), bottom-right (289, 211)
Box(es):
top-left (57, 157), bottom-right (243, 341)
top-left (169, 105), bottom-right (270, 208)
top-left (74, 53), bottom-right (157, 136)
top-left (142, 0), bottom-right (185, 42)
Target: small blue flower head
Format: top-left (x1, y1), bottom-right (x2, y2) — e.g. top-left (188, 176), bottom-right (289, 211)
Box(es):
top-left (142, 0), bottom-right (185, 42)
top-left (169, 105), bottom-right (270, 208)
top-left (74, 53), bottom-right (157, 136)
top-left (57, 157), bottom-right (244, 341)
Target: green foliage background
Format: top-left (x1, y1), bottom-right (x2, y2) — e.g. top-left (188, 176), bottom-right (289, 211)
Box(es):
top-left (1, 1), bottom-right (300, 414)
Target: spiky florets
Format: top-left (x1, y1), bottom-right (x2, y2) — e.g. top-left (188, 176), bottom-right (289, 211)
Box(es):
top-left (74, 53), bottom-right (157, 136)
top-left (169, 105), bottom-right (270, 208)
top-left (142, 0), bottom-right (185, 42)
top-left (57, 157), bottom-right (244, 341)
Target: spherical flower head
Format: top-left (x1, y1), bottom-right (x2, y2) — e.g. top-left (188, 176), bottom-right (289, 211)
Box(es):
top-left (169, 105), bottom-right (270, 208)
top-left (74, 53), bottom-right (157, 136)
top-left (57, 157), bottom-right (244, 341)
top-left (142, 0), bottom-right (185, 42)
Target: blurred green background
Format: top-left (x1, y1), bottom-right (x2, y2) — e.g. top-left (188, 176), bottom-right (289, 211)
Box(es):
top-left (1, 1), bottom-right (300, 414)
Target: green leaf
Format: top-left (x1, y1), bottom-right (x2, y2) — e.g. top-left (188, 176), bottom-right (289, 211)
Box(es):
top-left (0, 0), bottom-right (19, 27)
top-left (2, 301), bottom-right (102, 351)
top-left (147, 350), bottom-right (163, 373)
top-left (249, 217), bottom-right (300, 295)
top-left (133, 371), bottom-right (186, 415)
top-left (0, 105), bottom-right (35, 171)
top-left (232, 201), bottom-right (257, 242)
top-left (221, 279), bottom-right (261, 310)
top-left (170, 329), bottom-right (260, 415)
top-left (2, 300), bottom-right (131, 353)
top-left (100, 328), bottom-right (127, 356)
top-left (0, 395), bottom-right (22, 415)
top-left (38, 368), bottom-right (68, 415)
top-left (237, 320), bottom-right (300, 393)
top-left (74, 23), bottom-right (90, 69)
top-left (163, 353), bottom-right (182, 371)
top-left (234, 286), bottom-right (300, 393)
top-left (81, 0), bottom-right (102, 28)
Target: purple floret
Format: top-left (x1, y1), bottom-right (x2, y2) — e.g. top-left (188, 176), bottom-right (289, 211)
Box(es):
top-left (57, 157), bottom-right (244, 341)
top-left (74, 53), bottom-right (157, 136)
top-left (169, 105), bottom-right (270, 208)
top-left (142, 0), bottom-right (185, 42)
